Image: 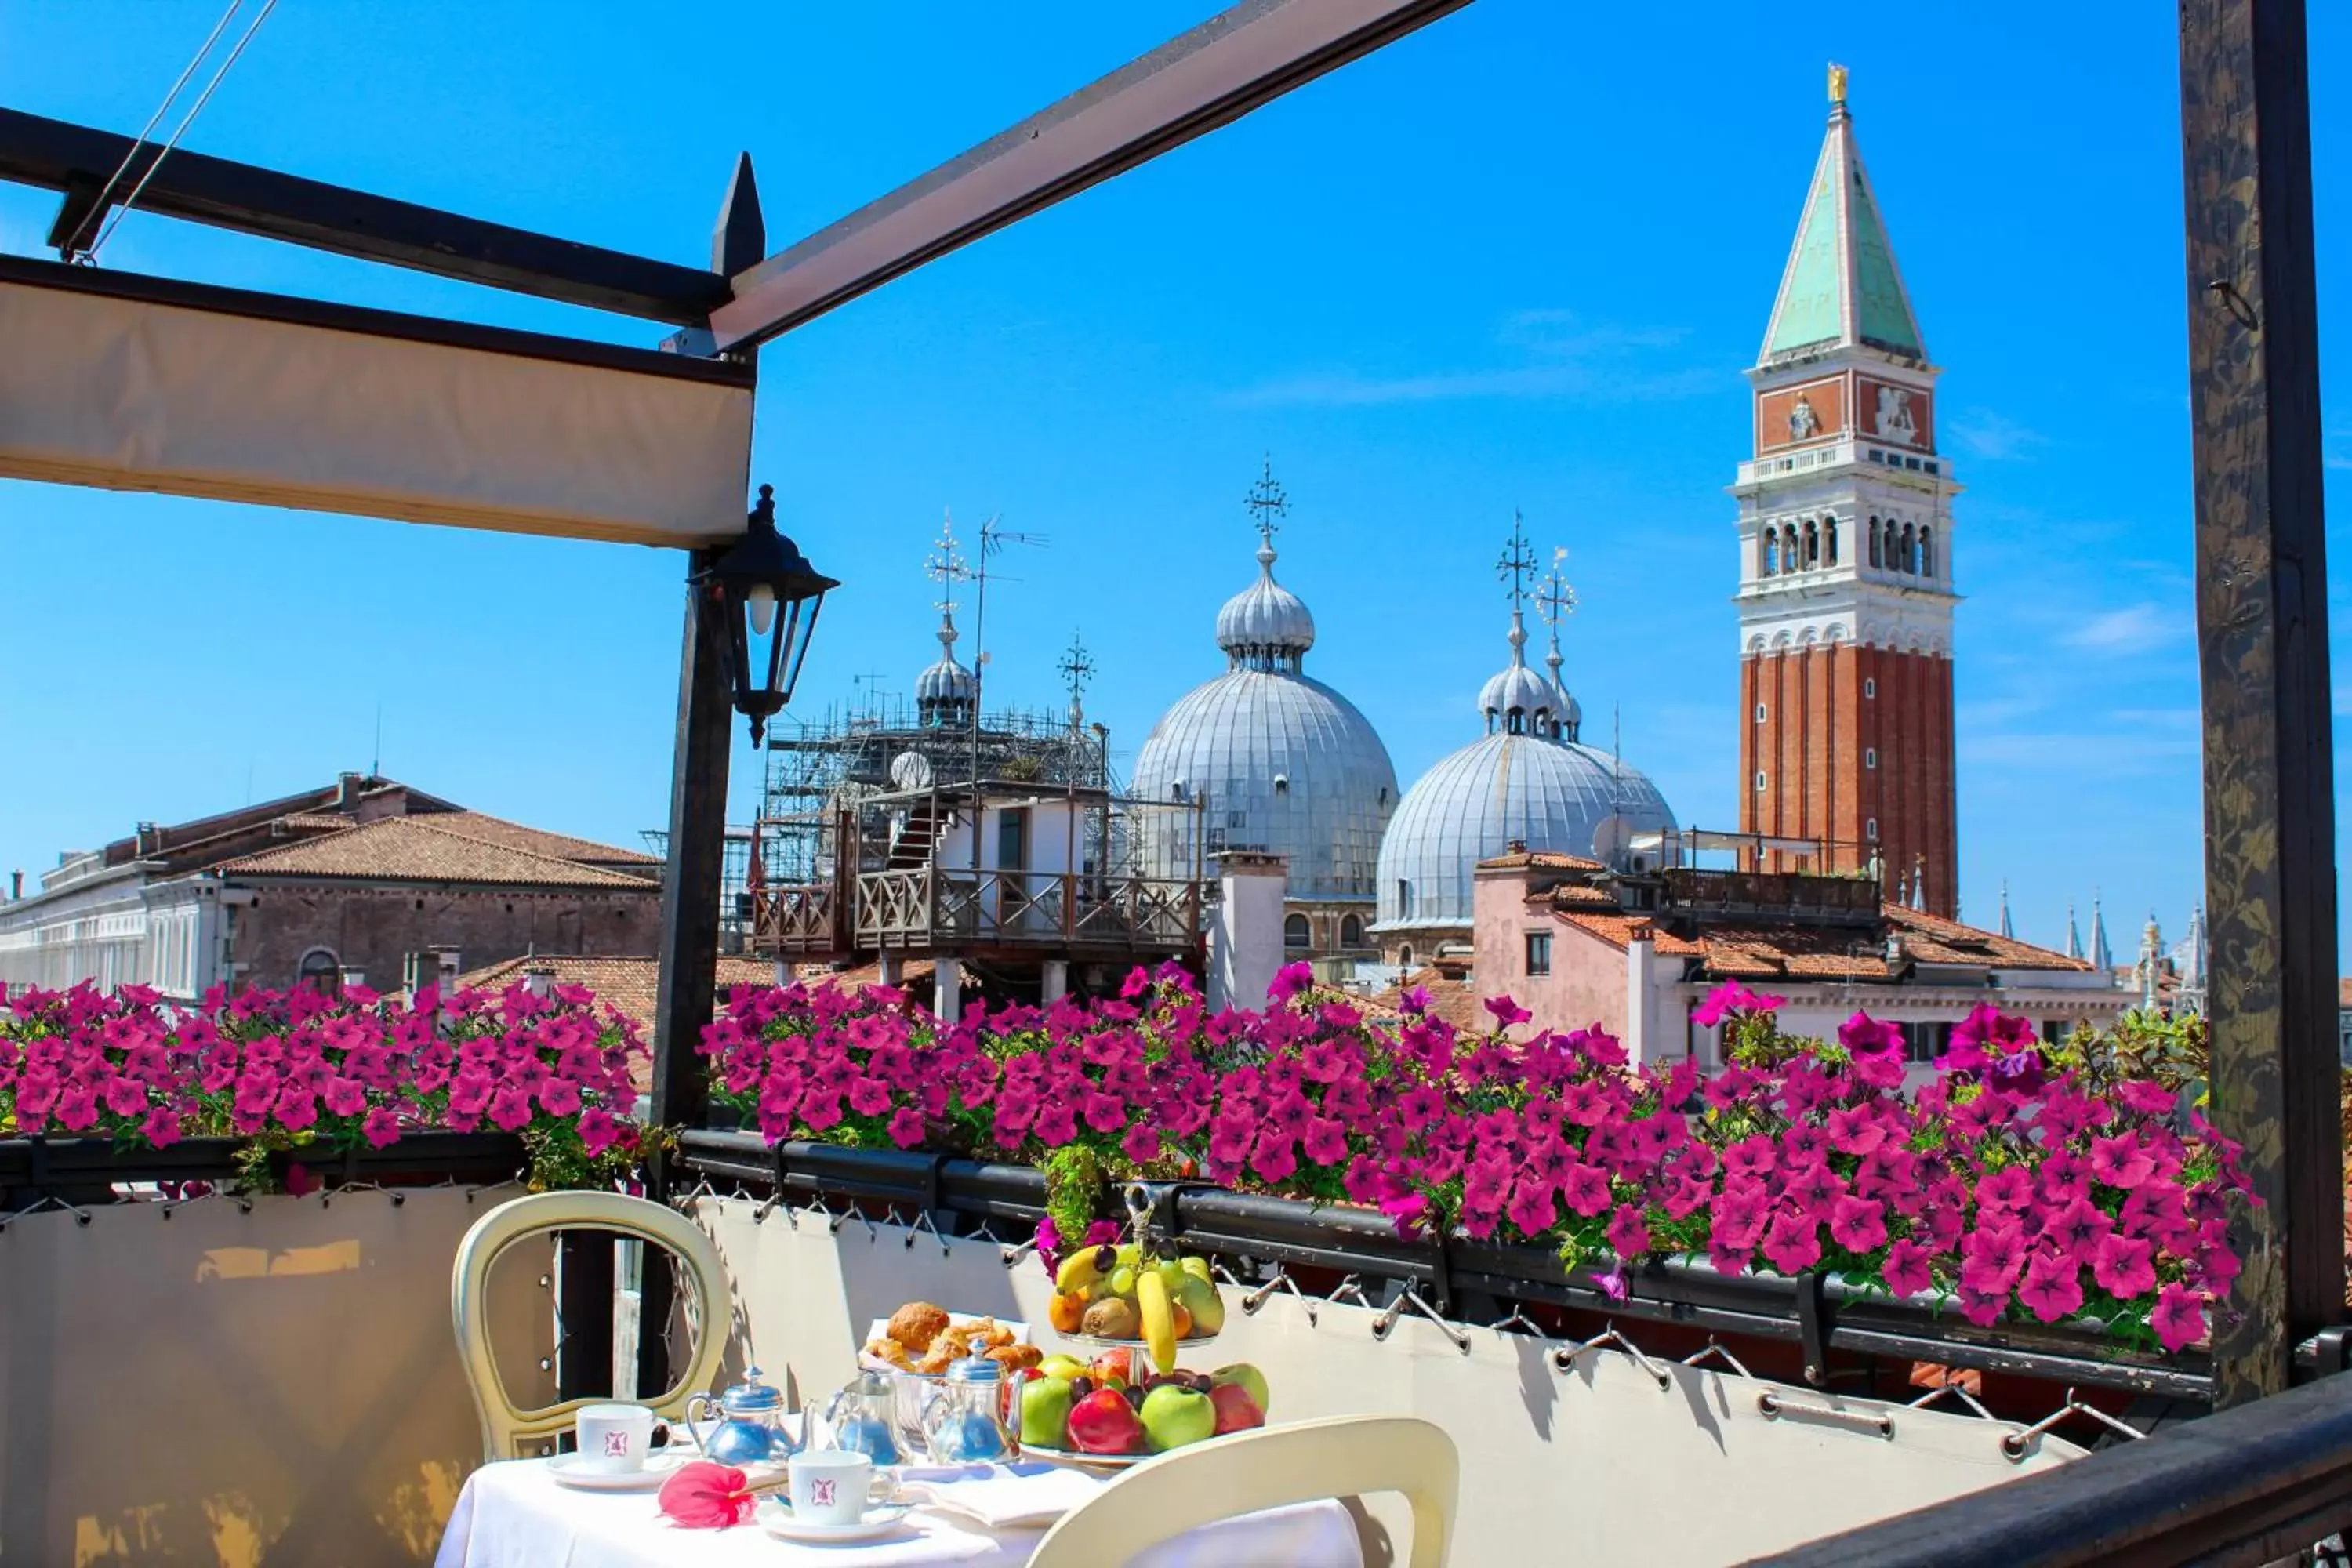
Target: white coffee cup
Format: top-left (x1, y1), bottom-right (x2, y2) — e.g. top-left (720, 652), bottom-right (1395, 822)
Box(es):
top-left (575, 1403), bottom-right (655, 1475)
top-left (788, 1448), bottom-right (874, 1527)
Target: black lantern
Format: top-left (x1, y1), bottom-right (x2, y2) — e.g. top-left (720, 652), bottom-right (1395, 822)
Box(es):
top-left (706, 483), bottom-right (837, 745)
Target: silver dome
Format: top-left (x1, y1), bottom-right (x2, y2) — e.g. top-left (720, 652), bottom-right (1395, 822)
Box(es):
top-left (1373, 735), bottom-right (1675, 931)
top-left (916, 612), bottom-right (977, 724)
top-left (1214, 539), bottom-right (1316, 673)
top-left (1132, 530), bottom-right (1396, 901)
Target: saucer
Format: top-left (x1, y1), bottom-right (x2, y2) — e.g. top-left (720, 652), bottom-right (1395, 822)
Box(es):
top-left (546, 1452), bottom-right (690, 1491)
top-left (758, 1501), bottom-right (916, 1543)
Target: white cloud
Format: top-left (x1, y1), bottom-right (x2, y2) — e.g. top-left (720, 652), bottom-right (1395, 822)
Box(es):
top-left (2061, 602), bottom-right (2176, 655)
top-left (1222, 310), bottom-right (1715, 409)
top-left (1948, 411), bottom-right (2049, 462)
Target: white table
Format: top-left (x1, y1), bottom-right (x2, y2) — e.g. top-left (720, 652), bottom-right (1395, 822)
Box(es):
top-left (434, 1454), bottom-right (1365, 1568)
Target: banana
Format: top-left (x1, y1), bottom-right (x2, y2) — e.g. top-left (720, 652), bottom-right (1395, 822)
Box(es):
top-left (1137, 1269), bottom-right (1178, 1374)
top-left (1054, 1243), bottom-right (1113, 1297)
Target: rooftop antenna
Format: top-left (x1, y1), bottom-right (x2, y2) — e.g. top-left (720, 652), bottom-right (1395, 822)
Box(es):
top-left (371, 699), bottom-right (383, 779)
top-left (968, 512), bottom-right (1047, 846)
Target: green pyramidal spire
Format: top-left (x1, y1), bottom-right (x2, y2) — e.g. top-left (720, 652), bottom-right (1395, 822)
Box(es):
top-left (1760, 70), bottom-right (1926, 365)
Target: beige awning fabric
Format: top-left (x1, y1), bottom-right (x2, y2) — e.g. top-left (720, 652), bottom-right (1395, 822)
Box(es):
top-left (0, 257), bottom-right (753, 546)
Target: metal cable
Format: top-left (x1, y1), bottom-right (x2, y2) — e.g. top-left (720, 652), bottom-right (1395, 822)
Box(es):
top-left (86, 0), bottom-right (283, 262)
top-left (61, 0), bottom-right (245, 258)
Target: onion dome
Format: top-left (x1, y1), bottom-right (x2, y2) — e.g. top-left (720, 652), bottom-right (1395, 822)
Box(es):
top-left (1214, 535), bottom-right (1317, 673)
top-left (1374, 576), bottom-right (1672, 935)
top-left (916, 611), bottom-right (977, 728)
top-left (1134, 513), bottom-right (1395, 902)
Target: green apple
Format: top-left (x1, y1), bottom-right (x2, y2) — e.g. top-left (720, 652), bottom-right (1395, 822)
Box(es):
top-left (1210, 1363), bottom-right (1269, 1417)
top-left (1179, 1256), bottom-right (1213, 1286)
top-left (1138, 1383), bottom-right (1218, 1451)
top-left (1037, 1354), bottom-right (1087, 1382)
top-left (1018, 1373), bottom-right (1076, 1448)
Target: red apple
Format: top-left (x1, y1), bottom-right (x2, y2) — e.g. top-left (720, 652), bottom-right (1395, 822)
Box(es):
top-left (1207, 1381), bottom-right (1265, 1436)
top-left (1088, 1347), bottom-right (1140, 1390)
top-left (1067, 1387), bottom-right (1147, 1454)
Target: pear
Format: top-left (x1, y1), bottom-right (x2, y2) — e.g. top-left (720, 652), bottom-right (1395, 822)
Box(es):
top-left (1037, 1354), bottom-right (1088, 1382)
top-left (1176, 1274), bottom-right (1227, 1336)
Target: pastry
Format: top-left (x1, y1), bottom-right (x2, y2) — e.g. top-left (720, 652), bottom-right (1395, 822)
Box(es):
top-left (887, 1301), bottom-right (951, 1354)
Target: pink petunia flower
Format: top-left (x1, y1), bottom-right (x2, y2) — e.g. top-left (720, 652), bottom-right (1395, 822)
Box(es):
top-left (1829, 1196), bottom-right (1887, 1253)
top-left (2092, 1233), bottom-right (2157, 1299)
top-left (1761, 1210), bottom-right (1822, 1274)
top-left (361, 1105), bottom-right (404, 1149)
top-left (2151, 1282), bottom-right (2208, 1352)
top-left (2090, 1134), bottom-right (2158, 1193)
top-left (577, 1109), bottom-right (619, 1156)
top-left (1606, 1203), bottom-right (1651, 1260)
top-left (1881, 1238), bottom-right (1934, 1299)
top-left (1122, 1122), bottom-right (1161, 1163)
top-left (140, 1104), bottom-right (183, 1148)
top-left (2019, 1249), bottom-right (2085, 1323)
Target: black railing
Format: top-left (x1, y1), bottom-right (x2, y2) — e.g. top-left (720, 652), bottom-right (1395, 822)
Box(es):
top-left (673, 1130), bottom-right (2216, 1402)
top-left (1742, 1370), bottom-right (2352, 1568)
top-left (0, 1131), bottom-right (529, 1206)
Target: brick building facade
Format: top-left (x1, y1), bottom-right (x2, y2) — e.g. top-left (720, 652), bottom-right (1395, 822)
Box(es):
top-left (1733, 73), bottom-right (1960, 915)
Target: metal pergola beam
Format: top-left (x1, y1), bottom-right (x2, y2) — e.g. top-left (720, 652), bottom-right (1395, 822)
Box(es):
top-left (709, 0), bottom-right (1472, 350)
top-left (2180, 0), bottom-right (2342, 1406)
top-left (0, 107), bottom-right (728, 325)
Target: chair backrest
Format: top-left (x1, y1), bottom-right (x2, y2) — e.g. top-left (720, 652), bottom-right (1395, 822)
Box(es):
top-left (449, 1189), bottom-right (732, 1461)
top-left (1029, 1414), bottom-right (1459, 1568)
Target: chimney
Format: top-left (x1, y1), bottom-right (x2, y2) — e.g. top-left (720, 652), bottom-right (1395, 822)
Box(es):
top-left (7, 870), bottom-right (19, 901)
top-left (1207, 850), bottom-right (1290, 1011)
top-left (523, 961), bottom-right (556, 1000)
top-left (135, 822), bottom-right (159, 855)
top-left (337, 771), bottom-right (364, 809)
top-left (435, 946), bottom-right (462, 990)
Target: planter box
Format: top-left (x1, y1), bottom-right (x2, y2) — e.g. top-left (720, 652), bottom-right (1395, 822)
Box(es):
top-left (0, 1131), bottom-right (528, 1207)
top-left (675, 1129), bottom-right (2214, 1403)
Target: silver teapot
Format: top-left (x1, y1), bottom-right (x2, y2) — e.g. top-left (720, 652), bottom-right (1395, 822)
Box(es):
top-left (685, 1364), bottom-right (793, 1466)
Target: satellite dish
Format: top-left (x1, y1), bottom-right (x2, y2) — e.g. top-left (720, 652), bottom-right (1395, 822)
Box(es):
top-left (1589, 815), bottom-right (1633, 869)
top-left (891, 750), bottom-right (935, 791)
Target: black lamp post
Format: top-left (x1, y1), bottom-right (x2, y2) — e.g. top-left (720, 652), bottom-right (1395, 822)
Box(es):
top-left (704, 482), bottom-right (837, 745)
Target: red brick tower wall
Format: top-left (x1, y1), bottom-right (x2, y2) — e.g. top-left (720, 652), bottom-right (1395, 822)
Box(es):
top-left (1737, 644), bottom-right (1955, 913)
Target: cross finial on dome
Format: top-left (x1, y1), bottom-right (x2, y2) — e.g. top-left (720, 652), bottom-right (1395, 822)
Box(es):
top-left (1497, 511), bottom-right (1538, 665)
top-left (1537, 546), bottom-right (1580, 741)
top-left (1058, 630), bottom-right (1095, 729)
top-left (1243, 454), bottom-right (1289, 564)
top-left (927, 507), bottom-right (971, 616)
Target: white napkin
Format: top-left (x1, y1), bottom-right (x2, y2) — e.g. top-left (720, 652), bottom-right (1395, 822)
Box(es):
top-left (894, 1461), bottom-right (1107, 1530)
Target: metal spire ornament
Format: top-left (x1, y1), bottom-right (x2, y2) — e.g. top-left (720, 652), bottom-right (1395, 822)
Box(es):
top-left (1058, 630), bottom-right (1095, 731)
top-left (1537, 545), bottom-right (1579, 742)
top-left (1243, 453), bottom-right (1290, 548)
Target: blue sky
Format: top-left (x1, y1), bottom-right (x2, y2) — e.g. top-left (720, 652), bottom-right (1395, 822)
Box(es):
top-left (2, 2), bottom-right (2347, 966)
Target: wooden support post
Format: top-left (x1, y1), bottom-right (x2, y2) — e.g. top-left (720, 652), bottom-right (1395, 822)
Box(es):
top-left (640, 154), bottom-right (764, 1403)
top-left (2178, 0), bottom-right (2341, 1404)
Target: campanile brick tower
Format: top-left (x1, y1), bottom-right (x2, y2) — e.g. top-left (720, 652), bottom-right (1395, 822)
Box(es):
top-left (1733, 66), bottom-right (1960, 916)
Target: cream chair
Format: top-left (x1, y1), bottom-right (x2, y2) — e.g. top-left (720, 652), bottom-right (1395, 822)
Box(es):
top-left (450, 1189), bottom-right (732, 1461)
top-left (1029, 1414), bottom-right (1459, 1568)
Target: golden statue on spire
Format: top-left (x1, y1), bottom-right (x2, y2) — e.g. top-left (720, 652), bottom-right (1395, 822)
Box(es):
top-left (1828, 62), bottom-right (1849, 105)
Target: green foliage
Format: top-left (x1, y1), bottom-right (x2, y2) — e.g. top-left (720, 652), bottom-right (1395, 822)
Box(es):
top-left (1043, 1144), bottom-right (1107, 1242)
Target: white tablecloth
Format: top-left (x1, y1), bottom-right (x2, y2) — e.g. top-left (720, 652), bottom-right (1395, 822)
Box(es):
top-left (434, 1454), bottom-right (1364, 1568)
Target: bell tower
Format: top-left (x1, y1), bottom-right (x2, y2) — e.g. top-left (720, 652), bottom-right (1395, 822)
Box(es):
top-left (1733, 67), bottom-right (1961, 915)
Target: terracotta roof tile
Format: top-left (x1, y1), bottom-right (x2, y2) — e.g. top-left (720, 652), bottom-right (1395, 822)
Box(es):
top-left (1367, 966), bottom-right (1486, 1032)
top-left (1478, 849), bottom-right (1606, 873)
top-left (216, 815), bottom-right (655, 889)
top-left (1556, 902), bottom-right (2085, 979)
top-left (426, 811), bottom-right (660, 869)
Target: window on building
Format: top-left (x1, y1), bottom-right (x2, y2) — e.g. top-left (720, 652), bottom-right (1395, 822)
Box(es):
top-left (1904, 1022), bottom-right (1948, 1065)
top-left (1804, 520), bottom-right (1820, 565)
top-left (1755, 771), bottom-right (1768, 792)
top-left (1762, 533), bottom-right (1778, 575)
top-left (1396, 879), bottom-right (1413, 918)
top-left (1920, 525), bottom-right (1936, 577)
top-left (1864, 677), bottom-right (1877, 699)
top-left (1900, 522), bottom-right (1917, 573)
top-left (1274, 775), bottom-right (1290, 797)
top-left (1864, 747), bottom-right (1878, 770)
top-left (1825, 517), bottom-right (1838, 565)
top-left (1524, 931), bottom-right (1552, 977)
top-left (1398, 945), bottom-right (1415, 966)
top-left (1755, 702), bottom-right (1767, 723)
top-left (1865, 817), bottom-right (1879, 840)
top-left (1867, 517), bottom-right (1882, 567)
top-left (297, 948), bottom-right (341, 997)
top-left (1283, 913), bottom-right (1311, 949)
top-left (1340, 914), bottom-right (1365, 948)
